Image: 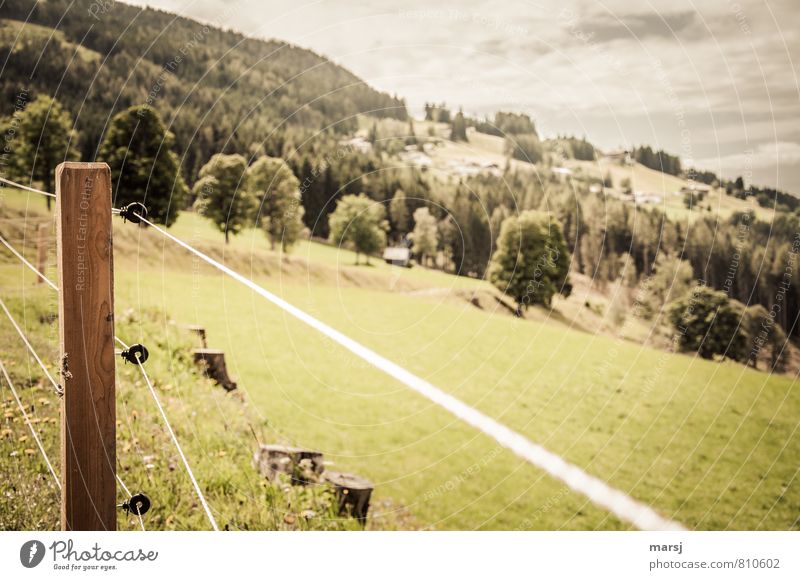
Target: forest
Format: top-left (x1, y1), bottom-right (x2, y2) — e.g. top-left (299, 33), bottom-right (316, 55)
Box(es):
top-left (0, 0), bottom-right (406, 181)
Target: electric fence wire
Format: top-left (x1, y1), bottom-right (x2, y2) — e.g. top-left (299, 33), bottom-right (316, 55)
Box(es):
top-left (0, 293), bottom-right (62, 396)
top-left (0, 234), bottom-right (58, 292)
top-left (0, 176), bottom-right (56, 198)
top-left (111, 455), bottom-right (146, 531)
top-left (0, 356), bottom-right (61, 490)
top-left (0, 293), bottom-right (140, 523)
top-left (115, 336), bottom-right (219, 531)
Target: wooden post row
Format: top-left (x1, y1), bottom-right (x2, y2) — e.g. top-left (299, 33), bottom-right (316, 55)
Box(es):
top-left (55, 162), bottom-right (117, 531)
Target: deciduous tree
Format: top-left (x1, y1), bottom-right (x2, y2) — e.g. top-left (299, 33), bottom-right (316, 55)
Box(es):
top-left (193, 153), bottom-right (253, 243)
top-left (16, 96), bottom-right (77, 211)
top-left (409, 207), bottom-right (438, 266)
top-left (328, 194), bottom-right (388, 265)
top-left (488, 211), bottom-right (571, 311)
top-left (667, 286), bottom-right (748, 361)
top-left (249, 155), bottom-right (305, 251)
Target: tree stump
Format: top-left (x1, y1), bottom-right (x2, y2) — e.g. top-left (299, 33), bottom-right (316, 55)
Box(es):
top-left (185, 325), bottom-right (208, 348)
top-left (253, 444), bottom-right (324, 484)
top-left (324, 471), bottom-right (373, 524)
top-left (192, 349), bottom-right (237, 391)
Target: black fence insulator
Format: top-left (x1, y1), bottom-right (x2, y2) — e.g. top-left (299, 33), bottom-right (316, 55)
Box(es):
top-left (119, 202), bottom-right (148, 224)
top-left (120, 493), bottom-right (151, 516)
top-left (121, 344), bottom-right (149, 365)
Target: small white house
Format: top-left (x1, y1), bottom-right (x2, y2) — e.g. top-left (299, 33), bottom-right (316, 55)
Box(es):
top-left (552, 167), bottom-right (573, 183)
top-left (633, 191), bottom-right (663, 204)
top-left (602, 149), bottom-right (632, 165)
top-left (340, 136), bottom-right (373, 154)
top-left (399, 150), bottom-right (433, 168)
top-left (677, 183), bottom-right (712, 196)
top-left (383, 247), bottom-right (411, 267)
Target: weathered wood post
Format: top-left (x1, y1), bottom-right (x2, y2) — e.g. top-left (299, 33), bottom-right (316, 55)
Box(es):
top-left (324, 471), bottom-right (373, 525)
top-left (56, 162), bottom-right (116, 531)
top-left (36, 222), bottom-right (48, 284)
top-left (193, 348), bottom-right (237, 391)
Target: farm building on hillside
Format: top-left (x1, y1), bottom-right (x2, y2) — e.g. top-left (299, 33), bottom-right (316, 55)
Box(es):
top-left (677, 183), bottom-right (712, 196)
top-left (399, 150), bottom-right (433, 169)
top-left (602, 149), bottom-right (632, 164)
top-left (447, 159), bottom-right (503, 178)
top-left (383, 246), bottom-right (411, 267)
top-left (633, 191), bottom-right (663, 204)
top-left (339, 136), bottom-right (373, 154)
top-left (552, 167), bottom-right (573, 183)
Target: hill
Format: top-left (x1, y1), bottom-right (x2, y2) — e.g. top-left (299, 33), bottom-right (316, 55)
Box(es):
top-left (0, 0), bottom-right (407, 180)
top-left (405, 119), bottom-right (772, 222)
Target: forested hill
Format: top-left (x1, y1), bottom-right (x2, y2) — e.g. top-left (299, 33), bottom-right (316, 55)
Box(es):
top-left (0, 0), bottom-right (407, 179)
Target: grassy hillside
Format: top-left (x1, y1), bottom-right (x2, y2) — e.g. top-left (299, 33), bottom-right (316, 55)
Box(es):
top-left (567, 156), bottom-right (773, 222)
top-left (1, 192), bottom-right (798, 530)
top-left (399, 118), bottom-right (772, 223)
top-left (0, 293), bottom-right (373, 531)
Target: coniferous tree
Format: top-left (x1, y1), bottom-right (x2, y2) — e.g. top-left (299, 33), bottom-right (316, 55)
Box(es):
top-left (409, 207), bottom-right (439, 267)
top-left (368, 122), bottom-right (378, 146)
top-left (99, 105), bottom-right (187, 225)
top-left (297, 157), bottom-right (340, 239)
top-left (389, 189), bottom-right (409, 238)
top-left (443, 189), bottom-right (492, 277)
top-left (450, 109), bottom-right (468, 142)
top-left (406, 119), bottom-right (417, 146)
top-left (506, 134), bottom-right (543, 164)
top-left (299, 158), bottom-right (323, 236)
top-left (320, 165), bottom-right (339, 234)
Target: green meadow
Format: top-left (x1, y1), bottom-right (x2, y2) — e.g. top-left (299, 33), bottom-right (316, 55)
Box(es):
top-left (1, 193), bottom-right (798, 530)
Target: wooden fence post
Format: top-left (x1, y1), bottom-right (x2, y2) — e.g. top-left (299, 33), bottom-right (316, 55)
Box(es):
top-left (56, 162), bottom-right (117, 531)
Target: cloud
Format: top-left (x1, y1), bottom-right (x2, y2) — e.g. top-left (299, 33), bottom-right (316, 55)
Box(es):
top-left (572, 10), bottom-right (700, 44)
top-left (698, 141), bottom-right (800, 170)
top-left (695, 141), bottom-right (800, 190)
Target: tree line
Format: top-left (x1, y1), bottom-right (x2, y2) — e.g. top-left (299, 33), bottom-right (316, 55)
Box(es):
top-left (6, 92), bottom-right (798, 346)
top-left (631, 145), bottom-right (682, 176)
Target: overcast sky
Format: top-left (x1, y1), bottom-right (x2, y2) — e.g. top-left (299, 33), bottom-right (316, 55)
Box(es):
top-left (125, 0), bottom-right (800, 192)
